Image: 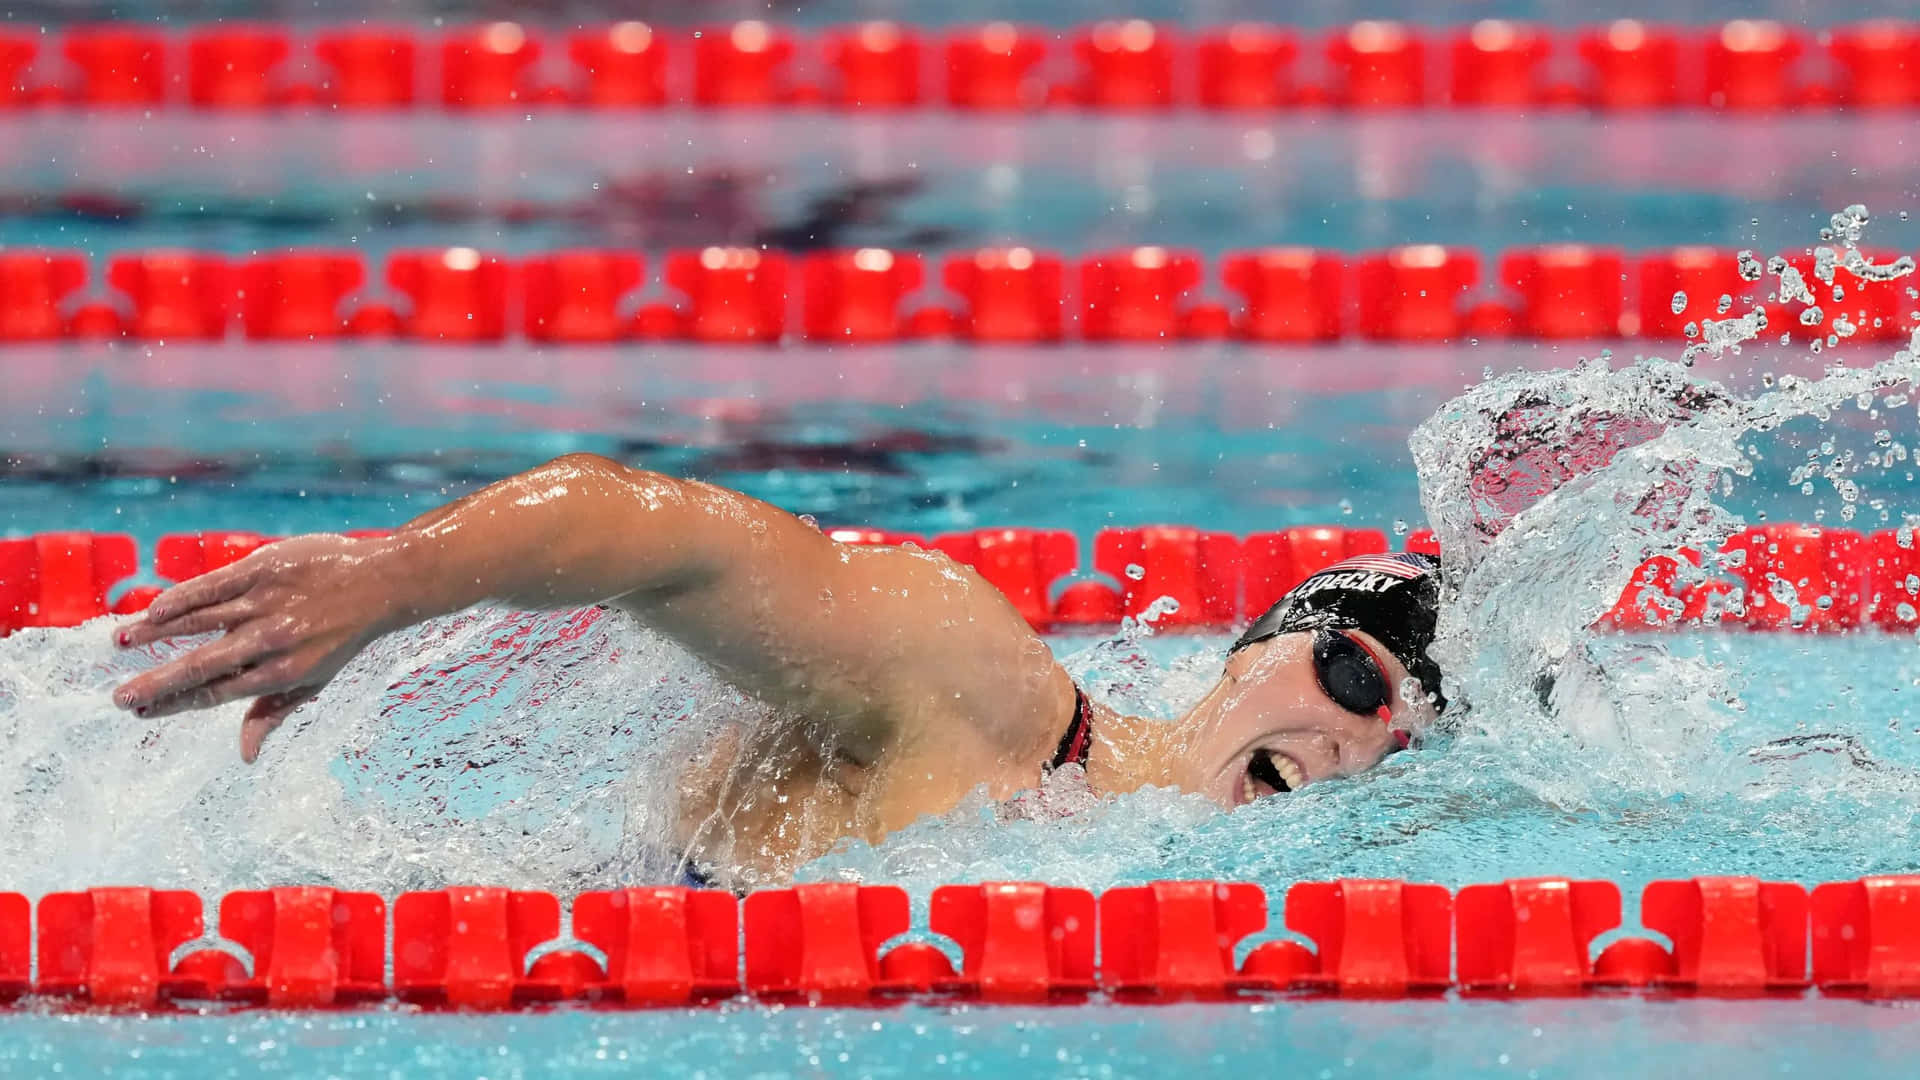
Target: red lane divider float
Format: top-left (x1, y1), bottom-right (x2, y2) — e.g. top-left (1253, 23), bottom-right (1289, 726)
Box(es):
top-left (37, 887), bottom-right (204, 1007)
top-left (5, 876), bottom-right (1917, 1008)
top-left (1, 244), bottom-right (1912, 346)
top-left (1100, 880), bottom-right (1270, 998)
top-left (1605, 523), bottom-right (1920, 634)
top-left (569, 887), bottom-right (739, 1004)
top-left (1457, 876), bottom-right (1812, 994)
top-left (0, 892), bottom-right (24, 1002)
top-left (1812, 876), bottom-right (1920, 996)
top-left (928, 882), bottom-right (1096, 1001)
top-left (1458, 878), bottom-right (1623, 994)
top-left (6, 20), bottom-right (1919, 112)
top-left (393, 886), bottom-right (561, 1008)
top-left (209, 887), bottom-right (386, 1006)
top-left (0, 532), bottom-right (146, 633)
top-left (4, 523), bottom-right (1917, 637)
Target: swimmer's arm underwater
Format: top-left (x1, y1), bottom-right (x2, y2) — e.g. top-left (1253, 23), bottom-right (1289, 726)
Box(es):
top-left (112, 453), bottom-right (1072, 765)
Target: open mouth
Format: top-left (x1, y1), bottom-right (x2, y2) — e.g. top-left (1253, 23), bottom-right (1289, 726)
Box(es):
top-left (1242, 748), bottom-right (1307, 803)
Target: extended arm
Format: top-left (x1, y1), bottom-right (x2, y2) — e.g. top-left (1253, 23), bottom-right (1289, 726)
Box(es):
top-left (113, 454), bottom-right (1069, 764)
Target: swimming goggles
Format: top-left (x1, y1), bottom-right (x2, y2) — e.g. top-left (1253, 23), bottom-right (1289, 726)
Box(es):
top-left (1311, 628), bottom-right (1411, 749)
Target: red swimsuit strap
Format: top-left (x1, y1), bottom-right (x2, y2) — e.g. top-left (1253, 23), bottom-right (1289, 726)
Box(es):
top-left (1046, 686), bottom-right (1094, 772)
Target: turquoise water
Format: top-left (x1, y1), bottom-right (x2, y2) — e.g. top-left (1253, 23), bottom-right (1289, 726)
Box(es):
top-left (0, 342), bottom-right (1454, 544)
top-left (8, 9), bottom-right (1920, 1077)
top-left (4, 316), bottom-right (1920, 1080)
top-left (4, 379), bottom-right (1920, 1076)
top-left (3, 113), bottom-right (1911, 258)
top-left (7, 998), bottom-right (1920, 1079)
top-left (0, 339), bottom-right (1893, 547)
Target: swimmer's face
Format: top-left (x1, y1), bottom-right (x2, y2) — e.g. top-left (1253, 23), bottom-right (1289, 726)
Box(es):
top-left (1174, 630), bottom-right (1439, 809)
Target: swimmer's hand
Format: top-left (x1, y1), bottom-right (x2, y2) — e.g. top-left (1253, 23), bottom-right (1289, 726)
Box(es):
top-left (110, 534), bottom-right (403, 762)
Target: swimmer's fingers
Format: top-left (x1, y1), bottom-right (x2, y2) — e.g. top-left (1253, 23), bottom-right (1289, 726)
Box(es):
top-left (240, 688), bottom-right (319, 764)
top-left (113, 629), bottom-right (275, 714)
top-left (117, 598), bottom-right (256, 649)
top-left (141, 561), bottom-right (263, 626)
top-left (138, 656), bottom-right (305, 721)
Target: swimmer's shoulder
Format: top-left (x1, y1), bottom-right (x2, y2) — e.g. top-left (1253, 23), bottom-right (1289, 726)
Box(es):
top-left (813, 537), bottom-right (1070, 756)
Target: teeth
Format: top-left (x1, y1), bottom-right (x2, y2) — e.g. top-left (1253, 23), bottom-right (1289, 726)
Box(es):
top-left (1243, 749), bottom-right (1307, 803)
top-left (1273, 754), bottom-right (1306, 791)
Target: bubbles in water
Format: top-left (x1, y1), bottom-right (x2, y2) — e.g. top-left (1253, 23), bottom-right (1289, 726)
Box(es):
top-left (1139, 595), bottom-right (1181, 624)
top-left (1670, 291), bottom-right (1689, 315)
top-left (1407, 318), bottom-right (1919, 802)
top-left (0, 608), bottom-right (769, 894)
top-left (1772, 258), bottom-right (1815, 307)
top-left (5, 219), bottom-right (1919, 902)
top-left (1838, 248), bottom-right (1916, 284)
top-left (1123, 563), bottom-right (1146, 581)
top-left (1828, 203), bottom-right (1871, 247)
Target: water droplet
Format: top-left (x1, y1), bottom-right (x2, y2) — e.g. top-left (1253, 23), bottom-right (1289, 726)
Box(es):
top-left (1124, 563), bottom-right (1146, 581)
top-left (1670, 291), bottom-right (1689, 315)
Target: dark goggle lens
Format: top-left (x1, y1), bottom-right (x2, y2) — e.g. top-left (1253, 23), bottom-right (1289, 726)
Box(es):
top-left (1312, 628), bottom-right (1391, 717)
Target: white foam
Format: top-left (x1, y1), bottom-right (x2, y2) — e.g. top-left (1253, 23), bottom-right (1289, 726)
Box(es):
top-left (2, 212), bottom-right (1918, 895)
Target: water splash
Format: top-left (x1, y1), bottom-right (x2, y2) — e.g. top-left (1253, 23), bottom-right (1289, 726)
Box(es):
top-left (3, 217), bottom-right (1919, 898)
top-left (0, 607), bottom-right (770, 895)
top-left (1408, 212), bottom-right (1920, 806)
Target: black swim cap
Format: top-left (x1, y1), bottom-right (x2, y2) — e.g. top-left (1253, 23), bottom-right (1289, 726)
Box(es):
top-left (1231, 552), bottom-right (1446, 713)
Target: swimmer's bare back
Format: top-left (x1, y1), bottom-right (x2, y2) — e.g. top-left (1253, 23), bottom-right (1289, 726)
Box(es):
top-left (109, 453), bottom-right (1082, 865)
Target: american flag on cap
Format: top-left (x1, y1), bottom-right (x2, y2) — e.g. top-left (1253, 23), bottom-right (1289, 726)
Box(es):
top-left (1314, 552), bottom-right (1431, 580)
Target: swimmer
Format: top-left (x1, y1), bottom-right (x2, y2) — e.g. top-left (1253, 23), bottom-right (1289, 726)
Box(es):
top-left (108, 454), bottom-right (1445, 887)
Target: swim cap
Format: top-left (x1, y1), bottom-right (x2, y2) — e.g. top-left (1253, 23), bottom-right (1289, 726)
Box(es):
top-left (1230, 552), bottom-right (1446, 713)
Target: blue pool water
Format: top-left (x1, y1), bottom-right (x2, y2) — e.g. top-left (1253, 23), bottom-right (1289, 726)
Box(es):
top-left (3, 112), bottom-right (1913, 259)
top-left (7, 997), bottom-right (1920, 1079)
top-left (4, 351), bottom-right (1920, 1076)
top-left (8, 6), bottom-right (1920, 1078)
top-left (0, 338), bottom-right (1891, 548)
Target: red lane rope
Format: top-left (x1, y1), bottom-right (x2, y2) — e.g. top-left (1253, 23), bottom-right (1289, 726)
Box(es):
top-left (1, 245), bottom-right (1913, 345)
top-left (5, 876), bottom-right (1919, 1008)
top-left (2, 20), bottom-right (1916, 113)
top-left (3, 523), bottom-right (1915, 636)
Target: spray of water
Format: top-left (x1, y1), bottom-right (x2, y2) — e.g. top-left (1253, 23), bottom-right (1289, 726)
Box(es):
top-left (1409, 207), bottom-right (1918, 807)
top-left (0, 606), bottom-right (781, 895)
top-left (1, 210), bottom-right (1917, 896)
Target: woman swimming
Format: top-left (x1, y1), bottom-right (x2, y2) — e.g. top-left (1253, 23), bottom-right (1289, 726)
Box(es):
top-left (107, 454), bottom-right (1445, 887)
